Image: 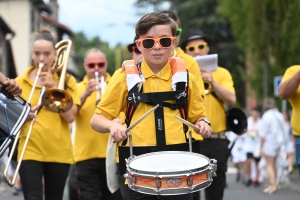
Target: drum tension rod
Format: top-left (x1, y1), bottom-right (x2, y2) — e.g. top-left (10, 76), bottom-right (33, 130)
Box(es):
top-left (155, 173), bottom-right (161, 190)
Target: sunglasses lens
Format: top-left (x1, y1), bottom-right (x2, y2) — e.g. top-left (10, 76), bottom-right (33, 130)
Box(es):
top-left (198, 44), bottom-right (205, 50)
top-left (187, 47), bottom-right (195, 52)
top-left (98, 63), bottom-right (105, 68)
top-left (134, 47), bottom-right (141, 54)
top-left (159, 38), bottom-right (172, 47)
top-left (175, 29), bottom-right (182, 37)
top-left (88, 63), bottom-right (95, 68)
top-left (142, 39), bottom-right (155, 49)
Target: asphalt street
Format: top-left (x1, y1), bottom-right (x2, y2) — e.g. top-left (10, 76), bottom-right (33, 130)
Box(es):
top-left (0, 167), bottom-right (299, 200)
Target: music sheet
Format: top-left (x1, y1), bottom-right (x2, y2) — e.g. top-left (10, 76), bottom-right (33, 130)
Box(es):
top-left (194, 54), bottom-right (218, 72)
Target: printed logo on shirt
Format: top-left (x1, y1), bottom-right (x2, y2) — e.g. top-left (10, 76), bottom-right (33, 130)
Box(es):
top-left (158, 118), bottom-right (163, 130)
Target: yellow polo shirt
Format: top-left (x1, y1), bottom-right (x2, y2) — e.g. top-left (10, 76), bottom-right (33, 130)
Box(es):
top-left (281, 65), bottom-right (300, 136)
top-left (95, 59), bottom-right (206, 146)
top-left (176, 47), bottom-right (205, 96)
top-left (205, 66), bottom-right (235, 133)
top-left (15, 66), bottom-right (81, 163)
top-left (74, 73), bottom-right (111, 162)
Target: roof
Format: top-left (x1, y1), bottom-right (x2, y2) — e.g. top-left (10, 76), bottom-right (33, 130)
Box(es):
top-left (42, 16), bottom-right (73, 36)
top-left (32, 0), bottom-right (52, 14)
top-left (0, 16), bottom-right (14, 36)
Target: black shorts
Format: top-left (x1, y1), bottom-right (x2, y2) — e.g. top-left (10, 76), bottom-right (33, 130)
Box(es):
top-left (246, 152), bottom-right (260, 163)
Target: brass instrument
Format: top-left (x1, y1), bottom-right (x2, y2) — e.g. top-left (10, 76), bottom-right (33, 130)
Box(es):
top-left (42, 39), bottom-right (73, 112)
top-left (4, 63), bottom-right (46, 186)
top-left (204, 80), bottom-right (213, 95)
top-left (95, 72), bottom-right (106, 106)
top-left (95, 71), bottom-right (100, 106)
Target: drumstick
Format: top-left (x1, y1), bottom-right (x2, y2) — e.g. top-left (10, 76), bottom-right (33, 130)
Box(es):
top-left (113, 104), bottom-right (159, 143)
top-left (174, 115), bottom-right (200, 132)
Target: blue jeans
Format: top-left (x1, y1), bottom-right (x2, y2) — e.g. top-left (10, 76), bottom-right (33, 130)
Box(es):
top-left (295, 136), bottom-right (300, 177)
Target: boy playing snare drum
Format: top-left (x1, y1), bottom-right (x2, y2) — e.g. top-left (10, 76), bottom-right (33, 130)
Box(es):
top-left (91, 12), bottom-right (211, 200)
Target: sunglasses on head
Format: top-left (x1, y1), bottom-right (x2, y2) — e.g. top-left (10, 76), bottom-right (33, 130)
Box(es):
top-left (132, 46), bottom-right (141, 54)
top-left (175, 28), bottom-right (182, 37)
top-left (136, 37), bottom-right (174, 50)
top-left (86, 62), bottom-right (106, 69)
top-left (185, 43), bottom-right (208, 52)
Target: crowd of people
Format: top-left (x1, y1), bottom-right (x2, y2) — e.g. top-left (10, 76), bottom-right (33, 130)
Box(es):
top-left (0, 9), bottom-right (299, 200)
top-left (228, 99), bottom-right (295, 194)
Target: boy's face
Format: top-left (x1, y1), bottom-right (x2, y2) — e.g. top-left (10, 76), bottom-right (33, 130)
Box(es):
top-left (185, 38), bottom-right (210, 57)
top-left (136, 25), bottom-right (176, 69)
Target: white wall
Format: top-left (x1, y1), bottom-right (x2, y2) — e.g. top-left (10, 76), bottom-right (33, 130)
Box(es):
top-left (0, 1), bottom-right (31, 75)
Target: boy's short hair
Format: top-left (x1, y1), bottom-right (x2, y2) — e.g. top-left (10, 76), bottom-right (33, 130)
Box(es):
top-left (160, 10), bottom-right (181, 27)
top-left (135, 12), bottom-right (177, 39)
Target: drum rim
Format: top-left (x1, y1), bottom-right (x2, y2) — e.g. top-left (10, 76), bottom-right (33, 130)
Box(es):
top-left (127, 151), bottom-right (210, 176)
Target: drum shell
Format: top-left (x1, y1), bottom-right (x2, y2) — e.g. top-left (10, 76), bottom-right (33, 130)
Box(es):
top-left (125, 151), bottom-right (216, 195)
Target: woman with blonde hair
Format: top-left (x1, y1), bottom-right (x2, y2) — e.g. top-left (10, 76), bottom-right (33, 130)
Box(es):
top-left (15, 28), bottom-right (81, 200)
top-left (259, 97), bottom-right (285, 194)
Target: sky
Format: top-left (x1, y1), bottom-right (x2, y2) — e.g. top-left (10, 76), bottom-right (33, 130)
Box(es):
top-left (50, 0), bottom-right (166, 48)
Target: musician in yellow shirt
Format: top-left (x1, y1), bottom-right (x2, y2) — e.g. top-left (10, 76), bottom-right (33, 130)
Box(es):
top-left (279, 65), bottom-right (300, 176)
top-left (182, 28), bottom-right (236, 200)
top-left (74, 48), bottom-right (122, 200)
top-left (91, 12), bottom-right (211, 200)
top-left (15, 28), bottom-right (80, 200)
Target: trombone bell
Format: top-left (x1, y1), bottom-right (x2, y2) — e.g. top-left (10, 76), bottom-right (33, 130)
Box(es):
top-left (42, 88), bottom-right (73, 112)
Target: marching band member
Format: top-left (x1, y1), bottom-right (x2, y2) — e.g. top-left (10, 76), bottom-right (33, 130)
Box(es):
top-left (73, 48), bottom-right (120, 200)
top-left (0, 72), bottom-right (22, 97)
top-left (91, 12), bottom-right (211, 200)
top-left (181, 28), bottom-right (236, 200)
top-left (279, 65), bottom-right (300, 177)
top-left (15, 28), bottom-right (81, 200)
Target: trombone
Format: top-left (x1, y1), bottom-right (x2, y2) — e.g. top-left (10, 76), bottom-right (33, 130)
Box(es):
top-left (4, 63), bottom-right (45, 186)
top-left (95, 71), bottom-right (106, 106)
top-left (3, 39), bottom-right (73, 186)
top-left (42, 39), bottom-right (73, 112)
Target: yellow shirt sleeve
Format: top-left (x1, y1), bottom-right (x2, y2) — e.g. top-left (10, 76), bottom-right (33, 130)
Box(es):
top-left (281, 65), bottom-right (300, 136)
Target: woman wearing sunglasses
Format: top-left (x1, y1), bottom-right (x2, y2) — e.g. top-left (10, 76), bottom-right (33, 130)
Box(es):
top-left (91, 12), bottom-right (211, 200)
top-left (181, 28), bottom-right (236, 200)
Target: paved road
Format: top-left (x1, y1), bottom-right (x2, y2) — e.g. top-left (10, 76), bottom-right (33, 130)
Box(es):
top-left (1, 168), bottom-right (299, 200)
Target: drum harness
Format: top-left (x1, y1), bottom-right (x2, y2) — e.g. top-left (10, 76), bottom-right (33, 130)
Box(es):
top-left (121, 59), bottom-right (189, 147)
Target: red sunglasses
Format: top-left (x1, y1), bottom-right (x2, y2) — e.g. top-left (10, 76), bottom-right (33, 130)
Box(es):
top-left (132, 46), bottom-right (141, 54)
top-left (85, 62), bottom-right (106, 69)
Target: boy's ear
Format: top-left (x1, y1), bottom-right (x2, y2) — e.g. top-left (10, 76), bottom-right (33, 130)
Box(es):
top-left (136, 41), bottom-right (142, 52)
top-left (172, 37), bottom-right (177, 46)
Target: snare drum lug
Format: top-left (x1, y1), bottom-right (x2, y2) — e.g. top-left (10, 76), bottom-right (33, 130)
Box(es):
top-left (187, 177), bottom-right (193, 186)
top-left (155, 178), bottom-right (161, 189)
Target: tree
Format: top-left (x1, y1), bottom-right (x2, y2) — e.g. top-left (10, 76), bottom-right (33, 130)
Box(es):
top-left (72, 32), bottom-right (132, 78)
top-left (219, 0), bottom-right (300, 102)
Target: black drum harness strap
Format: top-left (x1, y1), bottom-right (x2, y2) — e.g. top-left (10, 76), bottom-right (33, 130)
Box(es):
top-left (121, 60), bottom-right (189, 147)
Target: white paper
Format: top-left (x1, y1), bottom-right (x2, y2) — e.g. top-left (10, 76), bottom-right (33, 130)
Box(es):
top-left (194, 54), bottom-right (218, 72)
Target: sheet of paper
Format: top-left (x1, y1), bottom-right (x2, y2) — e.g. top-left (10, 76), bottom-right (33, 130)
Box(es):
top-left (194, 54), bottom-right (218, 72)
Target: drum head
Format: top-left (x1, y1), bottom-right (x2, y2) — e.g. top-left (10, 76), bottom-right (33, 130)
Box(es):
top-left (129, 151), bottom-right (209, 174)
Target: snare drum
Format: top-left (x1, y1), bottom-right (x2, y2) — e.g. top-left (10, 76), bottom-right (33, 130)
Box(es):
top-left (0, 92), bottom-right (31, 158)
top-left (124, 151), bottom-right (217, 195)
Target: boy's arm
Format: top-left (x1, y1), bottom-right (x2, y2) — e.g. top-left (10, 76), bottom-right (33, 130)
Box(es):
top-left (90, 113), bottom-right (129, 142)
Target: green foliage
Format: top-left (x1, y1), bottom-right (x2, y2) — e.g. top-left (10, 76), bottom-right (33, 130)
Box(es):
top-left (219, 0), bottom-right (300, 101)
top-left (73, 32), bottom-right (132, 79)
